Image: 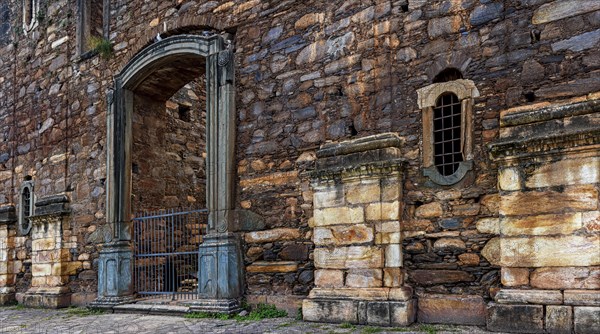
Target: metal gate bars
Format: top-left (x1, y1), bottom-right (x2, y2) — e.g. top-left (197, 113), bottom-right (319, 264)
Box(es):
top-left (133, 208), bottom-right (208, 301)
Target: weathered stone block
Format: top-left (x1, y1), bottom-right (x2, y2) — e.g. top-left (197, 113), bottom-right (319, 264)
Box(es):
top-left (530, 267), bottom-right (600, 289)
top-left (314, 246), bottom-right (384, 269)
top-left (526, 157), bottom-right (600, 188)
top-left (244, 228), bottom-right (301, 243)
top-left (533, 1), bottom-right (600, 24)
top-left (314, 187), bottom-right (344, 209)
top-left (385, 244), bottom-right (402, 267)
top-left (346, 182), bottom-right (380, 204)
top-left (501, 267), bottom-right (530, 287)
top-left (564, 290), bottom-right (600, 306)
top-left (314, 225), bottom-right (373, 246)
top-left (458, 253), bottom-right (480, 266)
top-left (366, 201), bottom-right (400, 221)
top-left (313, 207), bottom-right (364, 226)
top-left (418, 294), bottom-right (486, 325)
top-left (546, 305), bottom-right (572, 334)
top-left (495, 289), bottom-right (563, 305)
top-left (409, 270), bottom-right (474, 285)
top-left (314, 269), bottom-right (344, 288)
top-left (501, 213), bottom-right (583, 236)
top-left (246, 261), bottom-right (298, 273)
top-left (476, 217), bottom-right (500, 234)
top-left (390, 300), bottom-right (416, 326)
top-left (302, 299), bottom-right (358, 323)
top-left (366, 301), bottom-right (390, 326)
top-left (487, 303), bottom-right (544, 333)
top-left (574, 306), bottom-right (600, 334)
top-left (433, 238), bottom-right (466, 252)
top-left (346, 269), bottom-right (382, 288)
top-left (500, 185), bottom-right (598, 216)
top-left (500, 235), bottom-right (600, 267)
top-left (383, 268), bottom-right (402, 287)
top-left (415, 202), bottom-right (443, 218)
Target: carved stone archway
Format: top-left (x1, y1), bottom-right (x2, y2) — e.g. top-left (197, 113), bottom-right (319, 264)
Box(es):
top-left (94, 34), bottom-right (241, 311)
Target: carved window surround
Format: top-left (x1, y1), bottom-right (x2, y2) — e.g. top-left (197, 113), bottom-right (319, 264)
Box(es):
top-left (417, 79), bottom-right (479, 186)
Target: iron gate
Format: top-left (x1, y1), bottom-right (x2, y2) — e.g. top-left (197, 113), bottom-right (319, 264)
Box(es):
top-left (133, 208), bottom-right (208, 301)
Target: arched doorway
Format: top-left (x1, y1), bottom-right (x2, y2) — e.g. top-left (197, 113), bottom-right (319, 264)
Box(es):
top-left (94, 34), bottom-right (243, 311)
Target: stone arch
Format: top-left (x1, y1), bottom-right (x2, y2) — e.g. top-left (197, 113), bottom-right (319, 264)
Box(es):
top-left (97, 33), bottom-right (239, 307)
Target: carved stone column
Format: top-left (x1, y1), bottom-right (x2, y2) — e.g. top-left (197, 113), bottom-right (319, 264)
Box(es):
top-left (303, 133), bottom-right (416, 326)
top-left (22, 195), bottom-right (72, 308)
top-left (0, 205), bottom-right (16, 304)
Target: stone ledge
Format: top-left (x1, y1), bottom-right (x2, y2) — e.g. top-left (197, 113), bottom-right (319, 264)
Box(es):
top-left (495, 289), bottom-right (563, 305)
top-left (308, 287), bottom-right (413, 301)
top-left (500, 97), bottom-right (600, 128)
top-left (303, 298), bottom-right (416, 326)
top-left (317, 133), bottom-right (404, 159)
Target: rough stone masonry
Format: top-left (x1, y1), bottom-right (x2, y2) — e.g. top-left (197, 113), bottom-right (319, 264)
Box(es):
top-left (0, 0), bottom-right (599, 333)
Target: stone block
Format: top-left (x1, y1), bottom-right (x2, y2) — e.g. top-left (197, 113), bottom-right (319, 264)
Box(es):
top-left (574, 307), bottom-right (600, 334)
top-left (533, 1), bottom-right (600, 24)
top-left (500, 185), bottom-right (598, 216)
top-left (346, 269), bottom-right (382, 288)
top-left (458, 253), bottom-right (480, 266)
top-left (583, 211), bottom-right (600, 232)
top-left (499, 168), bottom-right (521, 191)
top-left (501, 267), bottom-right (530, 287)
top-left (428, 15), bottom-right (461, 39)
top-left (314, 187), bottom-right (344, 209)
top-left (415, 202), bottom-right (443, 218)
top-left (487, 303), bottom-right (544, 333)
top-left (501, 213), bottom-right (583, 236)
top-left (366, 201), bottom-right (400, 221)
top-left (564, 290), bottom-right (600, 306)
top-left (346, 182), bottom-right (380, 204)
top-left (246, 261), bottom-right (298, 273)
top-left (418, 294), bottom-right (486, 325)
top-left (384, 244), bottom-right (402, 267)
top-left (32, 264), bottom-right (52, 277)
top-left (302, 299), bottom-right (358, 323)
top-left (390, 300), bottom-right (416, 326)
top-left (495, 289), bottom-right (563, 305)
top-left (313, 207), bottom-right (364, 226)
top-left (545, 305), bottom-right (572, 334)
top-left (500, 235), bottom-right (600, 267)
top-left (314, 246), bottom-right (383, 269)
top-left (531, 267), bottom-right (600, 289)
top-left (314, 224), bottom-right (373, 246)
top-left (409, 270), bottom-right (474, 285)
top-left (366, 301), bottom-right (390, 326)
top-left (526, 157), bottom-right (600, 188)
top-left (314, 269), bottom-right (344, 288)
top-left (433, 238), bottom-right (466, 252)
top-left (244, 228), bottom-right (301, 243)
top-left (383, 268), bottom-right (402, 287)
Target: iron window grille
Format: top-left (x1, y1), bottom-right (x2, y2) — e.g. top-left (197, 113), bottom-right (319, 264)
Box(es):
top-left (433, 93), bottom-right (463, 176)
top-left (18, 181), bottom-right (34, 235)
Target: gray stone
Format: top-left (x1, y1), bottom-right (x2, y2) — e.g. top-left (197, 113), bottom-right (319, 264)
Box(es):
top-left (574, 307), bottom-right (600, 334)
top-left (262, 26), bottom-right (283, 44)
top-left (487, 303), bottom-right (544, 333)
top-left (552, 29), bottom-right (600, 52)
top-left (546, 305), bottom-right (572, 334)
top-left (293, 107), bottom-right (317, 120)
top-left (470, 2), bottom-right (504, 26)
top-left (0, 152), bottom-right (9, 163)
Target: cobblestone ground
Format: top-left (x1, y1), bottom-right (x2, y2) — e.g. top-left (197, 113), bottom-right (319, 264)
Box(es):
top-left (0, 306), bottom-right (496, 334)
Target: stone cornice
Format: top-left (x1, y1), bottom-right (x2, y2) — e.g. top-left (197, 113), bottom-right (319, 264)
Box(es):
top-left (317, 133), bottom-right (404, 158)
top-left (309, 159), bottom-right (406, 184)
top-left (489, 128), bottom-right (600, 161)
top-left (0, 205), bottom-right (16, 224)
top-left (500, 98), bottom-right (600, 128)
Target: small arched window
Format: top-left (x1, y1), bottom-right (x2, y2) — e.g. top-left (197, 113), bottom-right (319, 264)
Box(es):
top-left (433, 93), bottom-right (463, 176)
top-left (417, 77), bottom-right (479, 185)
top-left (19, 180), bottom-right (34, 235)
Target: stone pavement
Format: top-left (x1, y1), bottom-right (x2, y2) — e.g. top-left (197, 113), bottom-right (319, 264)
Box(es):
top-left (0, 306), bottom-right (495, 334)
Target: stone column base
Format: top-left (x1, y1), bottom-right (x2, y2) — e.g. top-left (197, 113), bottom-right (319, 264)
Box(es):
top-left (184, 298), bottom-right (242, 314)
top-left (0, 287), bottom-right (15, 305)
top-left (22, 287), bottom-right (71, 308)
top-left (303, 288), bottom-right (416, 326)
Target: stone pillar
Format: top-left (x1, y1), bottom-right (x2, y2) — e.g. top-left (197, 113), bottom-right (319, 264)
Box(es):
top-left (488, 95), bottom-right (600, 334)
top-left (303, 133), bottom-right (415, 326)
top-left (0, 205), bottom-right (16, 304)
top-left (22, 195), bottom-right (73, 308)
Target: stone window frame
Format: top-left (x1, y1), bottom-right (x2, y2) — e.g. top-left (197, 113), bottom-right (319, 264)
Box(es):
top-left (22, 0), bottom-right (39, 34)
top-left (76, 0), bottom-right (110, 57)
top-left (417, 79), bottom-right (479, 185)
top-left (18, 180), bottom-right (34, 235)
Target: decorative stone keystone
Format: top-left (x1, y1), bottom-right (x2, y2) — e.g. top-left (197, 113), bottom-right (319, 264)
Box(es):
top-left (303, 133), bottom-right (415, 326)
top-left (22, 195), bottom-right (72, 308)
top-left (0, 205), bottom-right (16, 305)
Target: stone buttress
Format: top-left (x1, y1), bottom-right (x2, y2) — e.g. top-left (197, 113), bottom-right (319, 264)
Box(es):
top-left (303, 133), bottom-right (416, 326)
top-left (488, 94), bottom-right (600, 334)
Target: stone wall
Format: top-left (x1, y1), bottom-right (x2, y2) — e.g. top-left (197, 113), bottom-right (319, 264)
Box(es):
top-left (0, 0), bottom-right (596, 328)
